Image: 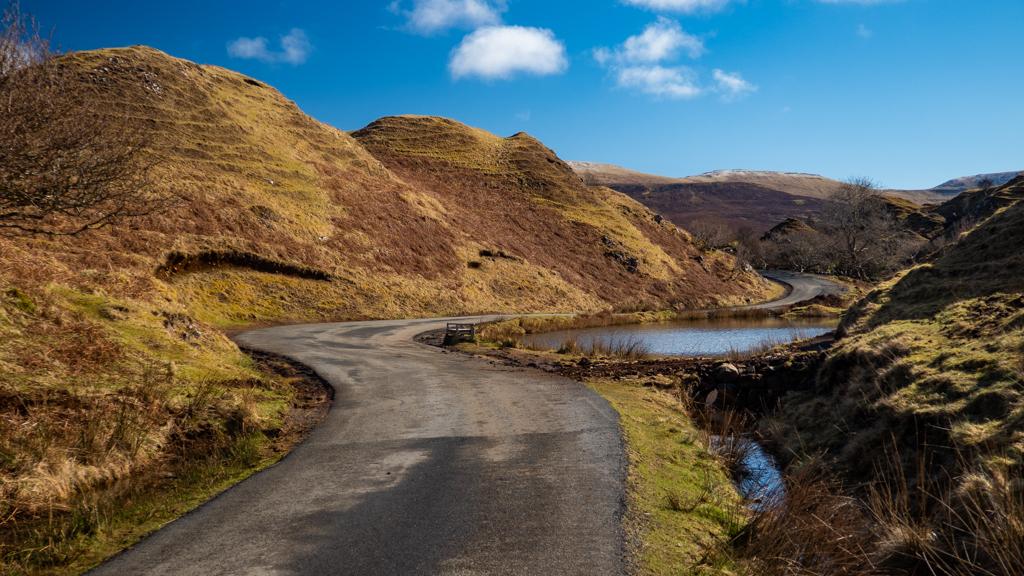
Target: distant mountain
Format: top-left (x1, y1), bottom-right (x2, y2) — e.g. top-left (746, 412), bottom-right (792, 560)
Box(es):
top-left (930, 171), bottom-right (1022, 195)
top-left (569, 161), bottom-right (1020, 234)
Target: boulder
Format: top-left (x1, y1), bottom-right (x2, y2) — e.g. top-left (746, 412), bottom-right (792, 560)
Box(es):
top-left (715, 363), bottom-right (742, 380)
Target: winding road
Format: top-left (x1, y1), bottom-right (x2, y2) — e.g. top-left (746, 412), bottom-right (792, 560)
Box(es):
top-left (91, 272), bottom-right (840, 576)
top-left (743, 270), bottom-right (844, 310)
top-left (92, 318), bottom-right (627, 576)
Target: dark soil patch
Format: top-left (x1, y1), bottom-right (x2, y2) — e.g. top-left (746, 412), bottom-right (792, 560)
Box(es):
top-left (241, 347), bottom-right (334, 448)
top-left (156, 250), bottom-right (334, 281)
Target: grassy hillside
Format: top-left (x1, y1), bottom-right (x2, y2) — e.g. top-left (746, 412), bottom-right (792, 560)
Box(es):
top-left (352, 116), bottom-right (770, 308)
top-left (768, 176), bottom-right (1024, 482)
top-left (15, 47), bottom-right (770, 324)
top-left (0, 46), bottom-right (774, 572)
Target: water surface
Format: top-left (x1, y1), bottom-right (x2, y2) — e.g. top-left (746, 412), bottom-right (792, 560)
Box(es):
top-left (522, 317), bottom-right (836, 357)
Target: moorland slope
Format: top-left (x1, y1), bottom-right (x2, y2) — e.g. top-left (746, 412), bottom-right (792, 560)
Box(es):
top-left (769, 175), bottom-right (1024, 482)
top-left (572, 162), bottom-right (1017, 234)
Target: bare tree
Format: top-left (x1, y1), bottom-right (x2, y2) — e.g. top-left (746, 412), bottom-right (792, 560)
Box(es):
top-left (767, 230), bottom-right (825, 273)
top-left (731, 225), bottom-right (760, 265)
top-left (689, 219), bottom-right (731, 252)
top-left (0, 1), bottom-right (165, 236)
top-left (817, 177), bottom-right (907, 279)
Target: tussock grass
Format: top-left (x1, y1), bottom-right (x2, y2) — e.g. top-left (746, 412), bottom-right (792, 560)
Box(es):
top-left (699, 444), bottom-right (1024, 576)
top-left (552, 335), bottom-right (651, 360)
top-left (0, 278), bottom-right (322, 574)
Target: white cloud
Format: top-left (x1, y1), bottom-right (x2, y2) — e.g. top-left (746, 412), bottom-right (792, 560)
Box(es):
top-left (227, 29), bottom-right (311, 65)
top-left (622, 0), bottom-right (735, 14)
top-left (856, 23), bottom-right (873, 38)
top-left (712, 68), bottom-right (756, 100)
top-left (816, 0), bottom-right (902, 4)
top-left (391, 0), bottom-right (505, 35)
top-left (449, 26), bottom-right (568, 80)
top-left (617, 65), bottom-right (702, 99)
top-left (623, 17), bottom-right (705, 62)
top-left (594, 17), bottom-right (703, 68)
top-left (594, 19), bottom-right (710, 100)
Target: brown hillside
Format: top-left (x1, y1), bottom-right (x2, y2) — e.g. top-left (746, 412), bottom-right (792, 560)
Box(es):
top-left (352, 115), bottom-right (771, 308)
top-left (573, 162), bottom-right (955, 234)
top-left (768, 175), bottom-right (1024, 484)
top-left (1, 47), bottom-right (773, 327)
top-left (932, 174), bottom-right (1024, 234)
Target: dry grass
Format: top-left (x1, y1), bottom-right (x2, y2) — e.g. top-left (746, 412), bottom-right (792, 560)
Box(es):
top-left (0, 276), bottom-right (304, 573)
top-left (698, 445), bottom-right (1024, 576)
top-left (552, 334), bottom-right (651, 360)
top-left (740, 188), bottom-right (1024, 574)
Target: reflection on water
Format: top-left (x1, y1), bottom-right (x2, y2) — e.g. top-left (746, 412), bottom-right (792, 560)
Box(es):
top-left (734, 438), bottom-right (785, 510)
top-left (711, 436), bottom-right (785, 510)
top-left (521, 318), bottom-right (837, 357)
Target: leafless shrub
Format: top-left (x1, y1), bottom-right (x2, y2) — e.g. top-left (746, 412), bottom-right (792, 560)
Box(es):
top-left (690, 220), bottom-right (732, 252)
top-left (0, 1), bottom-right (170, 236)
top-left (752, 178), bottom-right (924, 280)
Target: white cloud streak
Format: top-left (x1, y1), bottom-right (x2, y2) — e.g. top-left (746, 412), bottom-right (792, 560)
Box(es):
top-left (712, 68), bottom-right (756, 100)
top-left (617, 65), bottom-right (702, 99)
top-left (391, 0), bottom-right (505, 35)
top-left (621, 0), bottom-right (736, 14)
top-left (227, 29), bottom-right (311, 65)
top-left (594, 17), bottom-right (704, 67)
top-left (594, 18), bottom-right (710, 100)
top-left (449, 26), bottom-right (568, 80)
top-left (624, 17), bottom-right (705, 61)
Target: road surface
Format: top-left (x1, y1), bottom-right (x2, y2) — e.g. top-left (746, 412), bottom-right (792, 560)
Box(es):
top-left (91, 271), bottom-right (838, 575)
top-left (92, 318), bottom-right (627, 576)
top-left (739, 270), bottom-right (844, 311)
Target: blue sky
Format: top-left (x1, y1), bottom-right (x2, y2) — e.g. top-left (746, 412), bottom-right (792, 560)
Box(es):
top-left (27, 0), bottom-right (1024, 189)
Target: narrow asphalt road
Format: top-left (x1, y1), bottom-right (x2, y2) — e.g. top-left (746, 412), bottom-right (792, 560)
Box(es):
top-left (739, 270), bottom-right (844, 311)
top-left (92, 317), bottom-right (627, 576)
top-left (90, 272), bottom-right (838, 576)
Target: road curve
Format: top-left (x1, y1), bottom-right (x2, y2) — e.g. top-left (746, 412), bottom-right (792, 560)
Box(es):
top-left (92, 318), bottom-right (627, 576)
top-left (739, 270), bottom-right (844, 311)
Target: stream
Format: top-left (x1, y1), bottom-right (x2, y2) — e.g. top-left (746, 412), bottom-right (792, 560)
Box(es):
top-left (524, 317), bottom-right (822, 508)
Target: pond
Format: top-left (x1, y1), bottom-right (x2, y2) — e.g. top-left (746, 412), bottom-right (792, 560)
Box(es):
top-left (521, 317), bottom-right (837, 357)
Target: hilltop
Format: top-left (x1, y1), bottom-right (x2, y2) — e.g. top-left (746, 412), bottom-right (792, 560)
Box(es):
top-left (2, 47), bottom-right (772, 324)
top-left (932, 170), bottom-right (1022, 195)
top-left (571, 161), bottom-right (834, 234)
